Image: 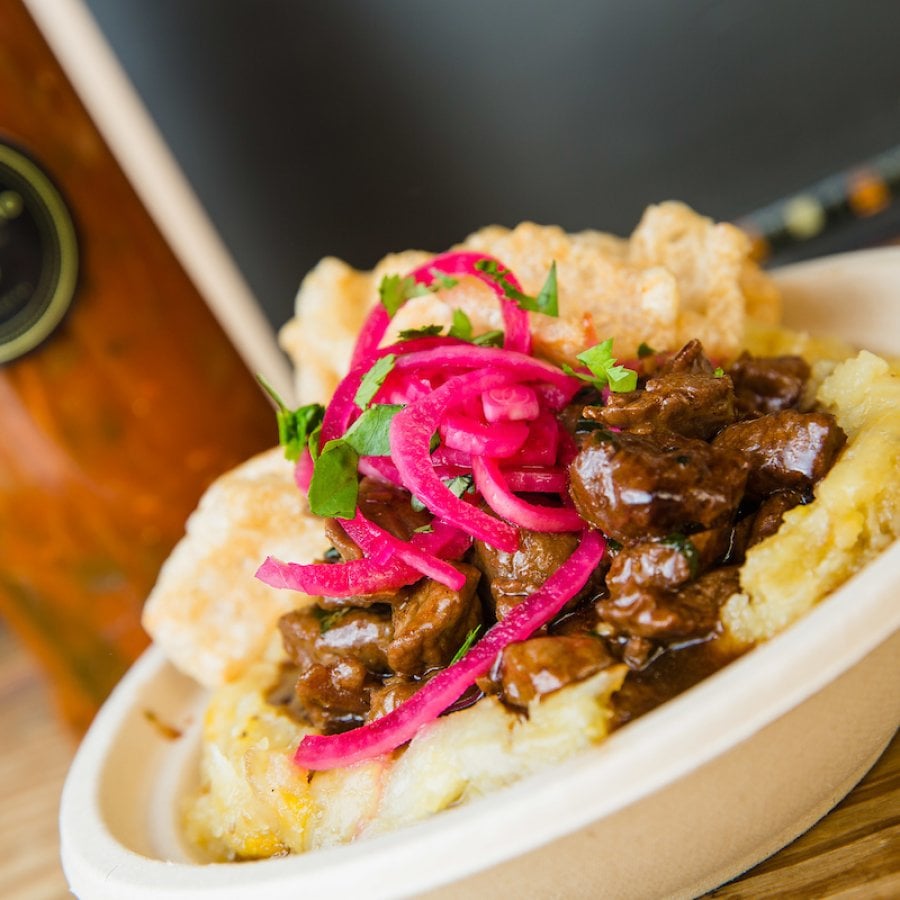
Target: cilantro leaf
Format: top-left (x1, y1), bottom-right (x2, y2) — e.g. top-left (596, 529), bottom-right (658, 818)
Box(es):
top-left (398, 324), bottom-right (444, 340)
top-left (473, 258), bottom-right (531, 303)
top-left (410, 473), bottom-right (474, 513)
top-left (378, 271), bottom-right (458, 319)
top-left (713, 366), bottom-right (725, 378)
top-left (449, 308), bottom-right (473, 341)
top-left (354, 354), bottom-right (396, 409)
top-left (430, 272), bottom-right (459, 290)
top-left (474, 258), bottom-right (559, 317)
top-left (308, 423), bottom-right (322, 462)
top-left (256, 374), bottom-right (325, 462)
top-left (472, 329), bottom-right (504, 347)
top-left (567, 339), bottom-right (638, 393)
top-left (450, 625), bottom-right (482, 664)
top-left (342, 404), bottom-right (403, 456)
top-left (520, 261), bottom-right (559, 316)
top-left (378, 275), bottom-right (428, 318)
top-left (307, 440), bottom-right (360, 518)
top-left (606, 363), bottom-right (638, 392)
top-left (315, 607), bottom-right (350, 633)
top-left (637, 341), bottom-right (656, 359)
top-left (445, 473), bottom-right (476, 498)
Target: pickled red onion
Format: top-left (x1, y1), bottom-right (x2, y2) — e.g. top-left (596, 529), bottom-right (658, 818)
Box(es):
top-left (256, 519), bottom-right (470, 598)
top-left (389, 368), bottom-right (529, 551)
top-left (408, 251), bottom-right (531, 355)
top-left (393, 345), bottom-right (579, 404)
top-left (439, 412), bottom-right (529, 458)
top-left (341, 514), bottom-right (466, 590)
top-left (293, 529), bottom-right (606, 770)
top-left (472, 456), bottom-right (584, 533)
top-left (256, 554), bottom-right (421, 597)
top-left (482, 384), bottom-right (540, 422)
top-left (349, 251), bottom-right (531, 367)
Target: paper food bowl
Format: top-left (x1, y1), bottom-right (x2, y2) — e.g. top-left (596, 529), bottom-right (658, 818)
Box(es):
top-left (60, 248), bottom-right (900, 899)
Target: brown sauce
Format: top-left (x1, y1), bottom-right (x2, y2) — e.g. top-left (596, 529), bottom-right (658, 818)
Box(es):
top-left (610, 638), bottom-right (747, 728)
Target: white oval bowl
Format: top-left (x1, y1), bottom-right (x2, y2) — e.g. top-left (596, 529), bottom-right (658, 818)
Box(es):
top-left (60, 248), bottom-right (900, 899)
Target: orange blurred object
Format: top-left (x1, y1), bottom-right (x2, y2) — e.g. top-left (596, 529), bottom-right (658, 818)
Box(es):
top-left (0, 0), bottom-right (276, 732)
top-left (848, 168), bottom-right (891, 218)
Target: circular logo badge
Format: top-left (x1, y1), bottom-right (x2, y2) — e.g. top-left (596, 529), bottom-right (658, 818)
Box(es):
top-left (0, 142), bottom-right (78, 363)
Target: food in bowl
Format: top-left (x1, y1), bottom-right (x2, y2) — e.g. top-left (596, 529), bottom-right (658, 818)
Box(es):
top-left (141, 203), bottom-right (899, 860)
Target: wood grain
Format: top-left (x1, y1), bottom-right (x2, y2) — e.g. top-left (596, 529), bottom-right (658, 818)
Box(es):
top-left (0, 622), bottom-right (896, 900)
top-left (0, 0), bottom-right (275, 733)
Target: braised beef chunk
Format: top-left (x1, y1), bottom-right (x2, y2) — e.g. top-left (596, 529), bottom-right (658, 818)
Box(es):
top-left (713, 410), bottom-right (846, 496)
top-left (589, 361), bottom-right (736, 440)
top-left (597, 566), bottom-right (740, 642)
top-left (568, 430), bottom-right (749, 542)
top-left (473, 529), bottom-right (579, 620)
top-left (748, 490), bottom-right (806, 546)
top-left (294, 658), bottom-right (371, 733)
top-left (606, 527), bottom-right (730, 596)
top-left (659, 339), bottom-right (716, 376)
top-left (279, 606), bottom-right (393, 673)
top-left (584, 340), bottom-right (735, 440)
top-left (550, 598), bottom-right (603, 636)
top-left (367, 677), bottom-right (422, 722)
top-left (323, 517), bottom-right (363, 561)
top-left (499, 636), bottom-right (613, 709)
top-left (387, 564), bottom-right (482, 676)
top-left (729, 352), bottom-right (811, 417)
top-left (357, 477), bottom-right (432, 540)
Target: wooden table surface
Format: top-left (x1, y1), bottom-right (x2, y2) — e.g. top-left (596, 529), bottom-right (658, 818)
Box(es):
top-left (0, 622), bottom-right (897, 900)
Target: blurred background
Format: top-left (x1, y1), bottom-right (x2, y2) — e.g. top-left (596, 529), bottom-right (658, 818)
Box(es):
top-left (85, 0), bottom-right (900, 328)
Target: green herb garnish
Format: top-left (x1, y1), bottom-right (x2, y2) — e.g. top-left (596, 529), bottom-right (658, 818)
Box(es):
top-left (307, 440), bottom-right (360, 518)
top-left (661, 532), bottom-right (700, 579)
top-left (472, 329), bottom-right (504, 347)
top-left (411, 473), bottom-right (475, 513)
top-left (430, 272), bottom-right (459, 290)
top-left (354, 354), bottom-right (396, 409)
top-left (450, 625), bottom-right (482, 664)
top-left (308, 423), bottom-right (323, 462)
top-left (474, 258), bottom-right (559, 317)
top-left (528, 260), bottom-right (559, 316)
top-left (449, 308), bottom-right (473, 341)
top-left (445, 474), bottom-right (475, 498)
top-left (713, 366), bottom-right (725, 378)
top-left (637, 341), bottom-right (656, 359)
top-left (315, 607), bottom-right (350, 633)
top-left (257, 374), bottom-right (325, 462)
top-left (398, 324), bottom-right (445, 340)
top-left (563, 338), bottom-right (638, 393)
top-left (307, 404), bottom-right (402, 517)
top-left (378, 275), bottom-right (428, 318)
top-left (378, 272), bottom-right (459, 319)
top-left (342, 404), bottom-right (403, 456)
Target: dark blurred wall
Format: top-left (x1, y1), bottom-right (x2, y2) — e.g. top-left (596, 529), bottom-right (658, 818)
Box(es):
top-left (84, 0), bottom-right (900, 327)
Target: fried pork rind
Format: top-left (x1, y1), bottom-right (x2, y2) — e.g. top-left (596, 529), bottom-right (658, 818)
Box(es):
top-left (142, 448), bottom-right (326, 686)
top-left (279, 203), bottom-right (779, 405)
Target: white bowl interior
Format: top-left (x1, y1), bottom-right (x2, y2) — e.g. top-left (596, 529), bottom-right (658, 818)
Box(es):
top-left (61, 248), bottom-right (900, 899)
